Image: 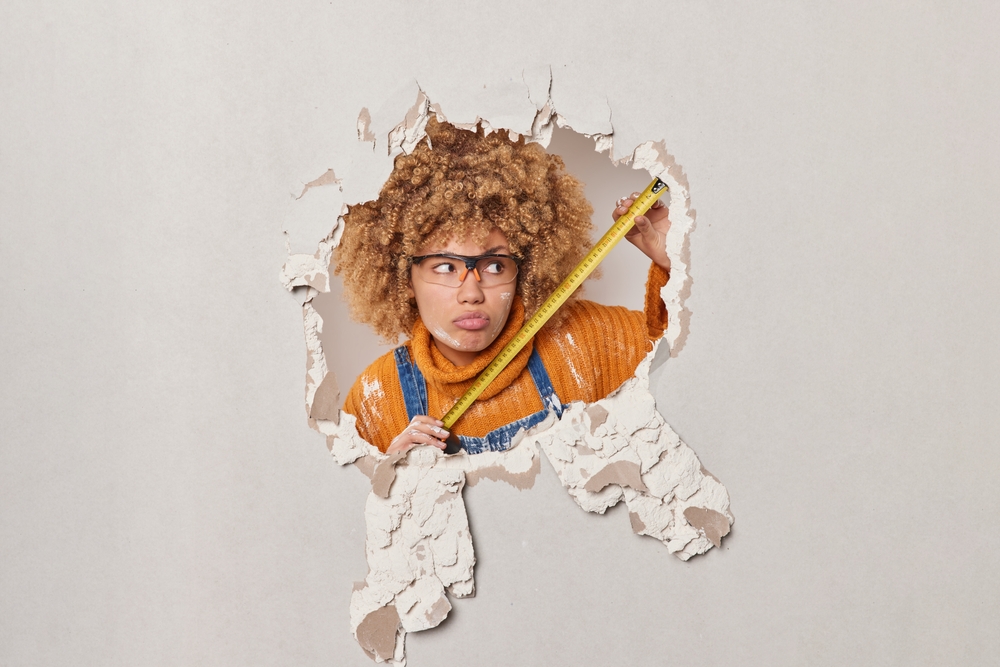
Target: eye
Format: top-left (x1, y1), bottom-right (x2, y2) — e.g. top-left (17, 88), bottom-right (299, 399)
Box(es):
top-left (481, 260), bottom-right (506, 275)
top-left (429, 259), bottom-right (461, 275)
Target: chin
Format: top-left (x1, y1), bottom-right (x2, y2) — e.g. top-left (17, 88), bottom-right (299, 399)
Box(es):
top-left (461, 338), bottom-right (490, 352)
top-left (459, 332), bottom-right (495, 352)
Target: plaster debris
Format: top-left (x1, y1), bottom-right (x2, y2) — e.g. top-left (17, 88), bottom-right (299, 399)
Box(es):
top-left (296, 168), bottom-right (343, 199)
top-left (532, 347), bottom-right (733, 560)
top-left (583, 460), bottom-right (649, 494)
top-left (683, 506), bottom-right (732, 548)
top-left (585, 404), bottom-right (609, 433)
top-left (348, 447), bottom-right (476, 664)
top-left (356, 604), bottom-right (401, 662)
top-left (351, 452), bottom-right (378, 479)
top-left (309, 372), bottom-right (340, 424)
top-left (463, 450), bottom-right (541, 489)
top-left (283, 84), bottom-right (728, 664)
top-left (387, 90), bottom-right (432, 156)
top-left (357, 108), bottom-right (376, 143)
top-left (371, 450), bottom-right (406, 499)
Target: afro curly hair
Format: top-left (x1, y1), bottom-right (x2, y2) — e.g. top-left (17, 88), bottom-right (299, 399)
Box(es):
top-left (333, 118), bottom-right (595, 342)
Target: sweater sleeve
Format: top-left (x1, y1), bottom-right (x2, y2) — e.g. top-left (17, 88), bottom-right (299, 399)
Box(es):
top-left (341, 350), bottom-right (411, 453)
top-left (538, 262), bottom-right (670, 404)
top-left (644, 262), bottom-right (670, 340)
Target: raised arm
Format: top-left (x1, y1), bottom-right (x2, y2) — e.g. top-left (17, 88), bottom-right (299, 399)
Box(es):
top-left (615, 192), bottom-right (671, 272)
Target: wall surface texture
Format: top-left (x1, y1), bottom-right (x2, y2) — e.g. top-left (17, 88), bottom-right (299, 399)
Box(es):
top-left (2, 1), bottom-right (999, 665)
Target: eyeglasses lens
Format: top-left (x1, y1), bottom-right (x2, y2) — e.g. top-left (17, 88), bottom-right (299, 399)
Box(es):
top-left (415, 255), bottom-right (518, 287)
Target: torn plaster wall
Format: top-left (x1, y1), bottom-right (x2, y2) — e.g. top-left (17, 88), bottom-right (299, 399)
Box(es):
top-left (280, 78), bottom-right (728, 665)
top-left (8, 3), bottom-right (1000, 667)
top-left (531, 353), bottom-right (732, 560)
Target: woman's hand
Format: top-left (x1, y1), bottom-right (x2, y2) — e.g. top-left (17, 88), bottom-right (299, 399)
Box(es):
top-left (614, 192), bottom-right (671, 271)
top-left (385, 415), bottom-right (449, 456)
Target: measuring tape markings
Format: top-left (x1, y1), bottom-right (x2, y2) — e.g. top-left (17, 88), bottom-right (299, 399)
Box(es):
top-left (441, 176), bottom-right (669, 437)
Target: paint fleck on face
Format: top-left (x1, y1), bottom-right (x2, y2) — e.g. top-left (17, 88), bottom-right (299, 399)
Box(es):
top-left (408, 228), bottom-right (516, 367)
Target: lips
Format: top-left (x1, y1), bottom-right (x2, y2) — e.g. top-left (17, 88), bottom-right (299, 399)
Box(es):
top-left (452, 312), bottom-right (490, 331)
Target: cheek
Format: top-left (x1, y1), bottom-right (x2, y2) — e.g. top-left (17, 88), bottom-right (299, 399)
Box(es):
top-left (410, 282), bottom-right (445, 321)
top-left (430, 326), bottom-right (464, 349)
top-left (490, 292), bottom-right (515, 336)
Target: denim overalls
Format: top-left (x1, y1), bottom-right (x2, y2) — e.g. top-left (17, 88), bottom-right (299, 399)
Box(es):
top-left (393, 345), bottom-right (565, 454)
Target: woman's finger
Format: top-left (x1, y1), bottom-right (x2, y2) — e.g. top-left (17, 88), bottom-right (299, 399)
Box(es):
top-left (410, 416), bottom-right (449, 439)
top-left (613, 191), bottom-right (655, 221)
top-left (612, 196), bottom-right (635, 221)
top-left (389, 430), bottom-right (443, 454)
top-left (408, 430), bottom-right (446, 449)
top-left (387, 417), bottom-right (449, 454)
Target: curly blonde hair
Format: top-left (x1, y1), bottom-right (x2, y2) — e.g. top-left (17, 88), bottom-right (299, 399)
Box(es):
top-left (334, 118), bottom-right (594, 342)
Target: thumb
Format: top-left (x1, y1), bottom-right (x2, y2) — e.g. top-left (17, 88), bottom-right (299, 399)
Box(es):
top-left (635, 215), bottom-right (658, 242)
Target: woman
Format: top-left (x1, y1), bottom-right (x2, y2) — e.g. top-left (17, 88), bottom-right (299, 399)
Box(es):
top-left (336, 118), bottom-right (671, 455)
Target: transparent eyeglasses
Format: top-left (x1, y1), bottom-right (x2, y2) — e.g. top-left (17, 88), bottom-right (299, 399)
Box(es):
top-left (410, 253), bottom-right (521, 288)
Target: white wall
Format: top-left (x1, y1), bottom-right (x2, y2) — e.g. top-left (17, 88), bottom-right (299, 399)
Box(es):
top-left (2, 1), bottom-right (998, 665)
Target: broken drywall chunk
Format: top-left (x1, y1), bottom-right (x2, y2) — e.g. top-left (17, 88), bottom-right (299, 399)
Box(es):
top-left (352, 453), bottom-right (377, 479)
top-left (366, 80), bottom-right (425, 153)
top-left (296, 168), bottom-right (343, 198)
top-left (358, 108), bottom-right (375, 143)
top-left (583, 460), bottom-right (649, 494)
top-left (356, 605), bottom-right (400, 663)
top-left (280, 238), bottom-right (337, 294)
top-left (683, 506), bottom-right (732, 549)
top-left (309, 372), bottom-right (340, 423)
top-left (548, 75), bottom-right (613, 138)
top-left (534, 346), bottom-right (734, 561)
top-left (585, 404), bottom-right (609, 434)
top-left (387, 90), bottom-right (431, 156)
top-left (464, 451), bottom-right (540, 489)
top-left (371, 450), bottom-right (407, 498)
top-left (349, 452), bottom-right (476, 663)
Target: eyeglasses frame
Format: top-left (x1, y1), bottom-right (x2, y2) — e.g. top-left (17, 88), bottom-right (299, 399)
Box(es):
top-left (409, 252), bottom-right (522, 286)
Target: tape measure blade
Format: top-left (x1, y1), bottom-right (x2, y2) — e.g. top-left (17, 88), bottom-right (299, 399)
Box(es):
top-left (441, 177), bottom-right (668, 431)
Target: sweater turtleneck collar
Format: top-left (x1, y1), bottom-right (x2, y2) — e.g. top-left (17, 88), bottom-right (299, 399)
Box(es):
top-left (409, 296), bottom-right (534, 401)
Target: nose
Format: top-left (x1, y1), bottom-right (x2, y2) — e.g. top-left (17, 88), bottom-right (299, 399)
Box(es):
top-left (455, 267), bottom-right (485, 303)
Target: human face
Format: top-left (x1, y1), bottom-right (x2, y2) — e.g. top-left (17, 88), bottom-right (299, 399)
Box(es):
top-left (408, 229), bottom-right (517, 367)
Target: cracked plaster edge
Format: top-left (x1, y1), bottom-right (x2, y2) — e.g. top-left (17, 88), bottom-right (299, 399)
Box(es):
top-left (346, 347), bottom-right (734, 663)
top-left (531, 342), bottom-right (735, 561)
top-left (282, 74), bottom-right (698, 455)
top-left (278, 78), bottom-right (722, 662)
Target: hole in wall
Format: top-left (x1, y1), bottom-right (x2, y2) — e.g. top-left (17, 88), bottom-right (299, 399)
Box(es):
top-left (311, 125), bottom-right (658, 406)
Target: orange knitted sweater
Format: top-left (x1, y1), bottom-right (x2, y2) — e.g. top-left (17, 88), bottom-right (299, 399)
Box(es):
top-left (343, 263), bottom-right (670, 452)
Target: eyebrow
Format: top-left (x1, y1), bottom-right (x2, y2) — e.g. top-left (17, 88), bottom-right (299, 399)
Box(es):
top-left (417, 247), bottom-right (512, 257)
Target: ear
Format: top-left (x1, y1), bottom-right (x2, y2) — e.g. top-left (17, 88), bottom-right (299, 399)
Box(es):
top-left (406, 279), bottom-right (415, 300)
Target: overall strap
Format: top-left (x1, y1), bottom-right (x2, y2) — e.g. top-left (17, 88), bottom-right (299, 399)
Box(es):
top-left (393, 346), bottom-right (428, 420)
top-left (525, 348), bottom-right (564, 418)
top-left (393, 344), bottom-right (564, 451)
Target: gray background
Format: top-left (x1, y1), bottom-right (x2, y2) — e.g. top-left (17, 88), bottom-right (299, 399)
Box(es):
top-left (2, 1), bottom-right (998, 665)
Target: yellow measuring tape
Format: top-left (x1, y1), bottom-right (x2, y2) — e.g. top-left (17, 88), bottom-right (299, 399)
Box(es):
top-left (442, 176), bottom-right (669, 452)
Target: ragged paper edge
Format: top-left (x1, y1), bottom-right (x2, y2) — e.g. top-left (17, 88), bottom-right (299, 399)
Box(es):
top-left (280, 74), bottom-right (725, 665)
